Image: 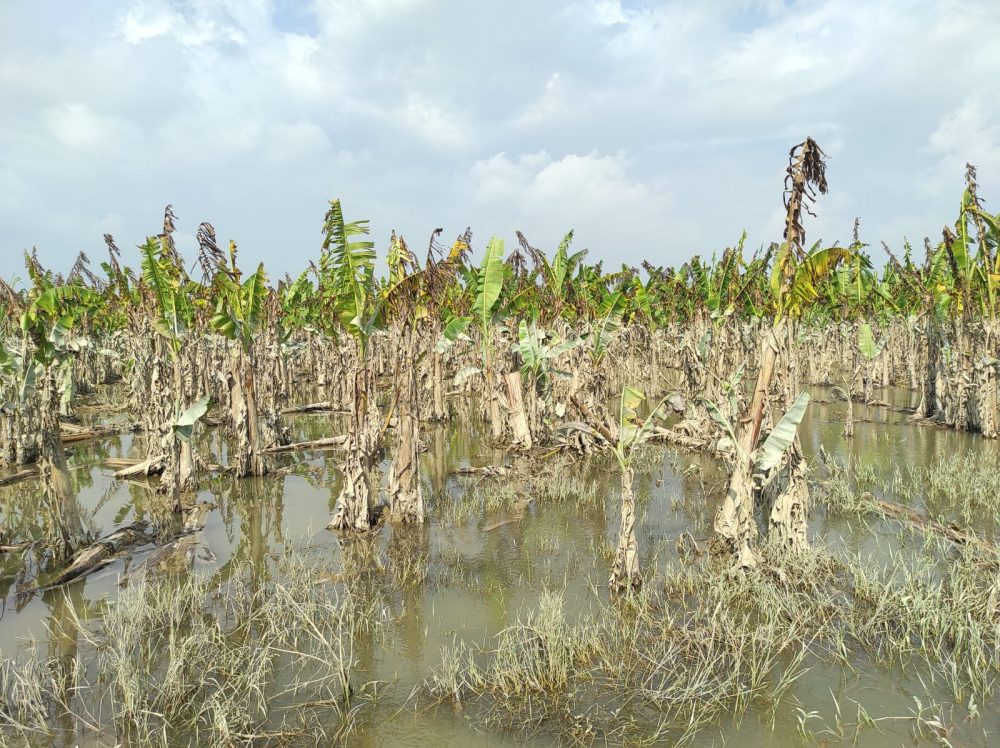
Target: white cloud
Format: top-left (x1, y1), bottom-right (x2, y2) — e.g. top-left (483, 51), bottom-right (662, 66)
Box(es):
top-left (44, 103), bottom-right (128, 150)
top-left (470, 151), bottom-right (690, 259)
top-left (119, 2), bottom-right (181, 44)
top-left (928, 95), bottom-right (1000, 171)
top-left (1, 0), bottom-right (999, 278)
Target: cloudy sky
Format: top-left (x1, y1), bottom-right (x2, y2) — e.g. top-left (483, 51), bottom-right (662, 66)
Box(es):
top-left (1, 0), bottom-right (998, 281)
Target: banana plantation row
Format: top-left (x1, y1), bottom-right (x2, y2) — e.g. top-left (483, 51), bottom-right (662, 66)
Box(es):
top-left (2, 139), bottom-right (999, 591)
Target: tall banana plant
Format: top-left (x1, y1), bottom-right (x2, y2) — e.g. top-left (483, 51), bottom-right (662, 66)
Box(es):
top-left (472, 237), bottom-right (507, 439)
top-left (320, 199), bottom-right (378, 348)
top-left (537, 230), bottom-right (587, 320)
top-left (382, 239), bottom-right (461, 523)
top-left (211, 253), bottom-right (275, 477)
top-left (140, 234), bottom-right (207, 507)
top-left (322, 199), bottom-right (384, 532)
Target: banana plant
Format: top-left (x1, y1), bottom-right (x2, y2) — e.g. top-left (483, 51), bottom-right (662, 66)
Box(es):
top-left (211, 252), bottom-right (277, 478)
top-left (320, 198), bottom-right (379, 348)
top-left (587, 290), bottom-right (625, 366)
top-left (708, 390), bottom-right (811, 559)
top-left (466, 236), bottom-right (507, 439)
top-left (323, 199), bottom-right (385, 532)
top-left (536, 230), bottom-right (588, 320)
top-left (714, 137), bottom-right (838, 568)
top-left (381, 240), bottom-right (462, 522)
top-left (516, 320), bottom-right (582, 397)
top-left (473, 236), bottom-right (506, 353)
top-left (606, 386), bottom-right (668, 594)
top-left (139, 232), bottom-right (212, 503)
top-left (211, 259), bottom-right (269, 352)
top-left (19, 283), bottom-right (101, 558)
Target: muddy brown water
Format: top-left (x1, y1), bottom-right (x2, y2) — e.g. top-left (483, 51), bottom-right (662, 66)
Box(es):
top-left (1, 386), bottom-right (999, 746)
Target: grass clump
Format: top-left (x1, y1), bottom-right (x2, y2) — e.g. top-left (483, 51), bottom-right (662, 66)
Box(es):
top-left (0, 554), bottom-right (386, 747)
top-left (424, 536), bottom-right (1000, 746)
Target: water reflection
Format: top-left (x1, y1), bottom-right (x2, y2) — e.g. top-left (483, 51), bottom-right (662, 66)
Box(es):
top-left (1, 390), bottom-right (999, 746)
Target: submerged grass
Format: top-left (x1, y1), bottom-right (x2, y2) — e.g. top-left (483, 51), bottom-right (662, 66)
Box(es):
top-left (0, 553), bottom-right (387, 747)
top-left (819, 448), bottom-right (1000, 532)
top-left (425, 535), bottom-right (1000, 746)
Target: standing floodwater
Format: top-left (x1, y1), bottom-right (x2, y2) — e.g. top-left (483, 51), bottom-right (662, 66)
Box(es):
top-left (2, 386), bottom-right (999, 747)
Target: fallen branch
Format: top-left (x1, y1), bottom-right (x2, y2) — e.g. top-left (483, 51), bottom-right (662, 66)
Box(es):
top-left (60, 423), bottom-right (120, 445)
top-left (45, 522), bottom-right (152, 588)
top-left (281, 401), bottom-right (349, 415)
top-left (113, 455), bottom-right (165, 478)
top-left (452, 465), bottom-right (512, 478)
top-left (863, 492), bottom-right (990, 547)
top-left (675, 531), bottom-right (705, 558)
top-left (109, 456), bottom-right (231, 480)
top-left (265, 436), bottom-right (348, 454)
top-left (0, 468), bottom-right (38, 487)
top-left (0, 541), bottom-right (33, 554)
top-left (483, 498), bottom-right (532, 532)
top-left (120, 503), bottom-right (215, 586)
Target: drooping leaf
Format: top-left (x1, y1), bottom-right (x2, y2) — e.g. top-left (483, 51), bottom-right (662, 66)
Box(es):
top-left (174, 395), bottom-right (211, 443)
top-left (857, 322), bottom-right (885, 359)
top-left (442, 315), bottom-right (472, 341)
top-left (702, 398), bottom-right (739, 451)
top-left (453, 366), bottom-right (482, 386)
top-left (755, 391), bottom-right (810, 473)
top-left (517, 320), bottom-right (542, 372)
top-left (546, 335), bottom-right (583, 359)
top-left (140, 238), bottom-right (179, 338)
top-left (320, 199), bottom-right (376, 343)
top-left (618, 385), bottom-right (645, 445)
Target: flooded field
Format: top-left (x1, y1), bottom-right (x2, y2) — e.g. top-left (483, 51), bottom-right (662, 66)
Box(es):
top-left (3, 384), bottom-right (999, 747)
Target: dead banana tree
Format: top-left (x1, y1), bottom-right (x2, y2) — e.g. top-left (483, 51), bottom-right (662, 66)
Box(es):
top-left (381, 232), bottom-right (462, 523)
top-left (712, 138), bottom-right (848, 567)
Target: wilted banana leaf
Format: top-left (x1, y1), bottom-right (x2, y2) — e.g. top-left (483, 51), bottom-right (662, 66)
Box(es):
top-left (174, 395), bottom-right (211, 443)
top-left (755, 391), bottom-right (810, 473)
